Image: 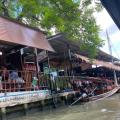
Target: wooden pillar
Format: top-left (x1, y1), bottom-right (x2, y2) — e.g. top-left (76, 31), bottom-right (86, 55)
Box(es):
top-left (46, 51), bottom-right (52, 92)
top-left (67, 44), bottom-right (74, 76)
top-left (0, 49), bottom-right (5, 67)
top-left (39, 101), bottom-right (44, 111)
top-left (64, 96), bottom-right (68, 105)
top-left (1, 107), bottom-right (6, 120)
top-left (20, 48), bottom-right (24, 70)
top-left (34, 48), bottom-right (41, 89)
top-left (47, 51), bottom-right (50, 72)
top-left (40, 100), bottom-right (45, 111)
top-left (23, 103), bottom-right (28, 115)
top-left (34, 48), bottom-right (39, 74)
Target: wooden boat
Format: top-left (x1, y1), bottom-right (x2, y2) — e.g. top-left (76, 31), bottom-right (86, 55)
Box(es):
top-left (70, 86), bottom-right (119, 106)
top-left (70, 76), bottom-right (120, 106)
top-left (89, 86), bottom-right (120, 101)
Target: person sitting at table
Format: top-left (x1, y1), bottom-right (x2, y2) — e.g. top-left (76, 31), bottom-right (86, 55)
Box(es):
top-left (9, 70), bottom-right (24, 91)
top-left (9, 69), bottom-right (24, 82)
top-left (9, 70), bottom-right (19, 81)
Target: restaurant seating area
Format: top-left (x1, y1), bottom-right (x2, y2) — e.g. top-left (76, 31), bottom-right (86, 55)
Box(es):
top-left (0, 70), bottom-right (50, 93)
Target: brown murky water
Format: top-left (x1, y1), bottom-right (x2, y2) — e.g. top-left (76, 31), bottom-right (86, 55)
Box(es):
top-left (12, 94), bottom-right (120, 120)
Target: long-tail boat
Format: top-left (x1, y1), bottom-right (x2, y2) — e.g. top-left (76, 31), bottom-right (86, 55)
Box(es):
top-left (70, 76), bottom-right (119, 106)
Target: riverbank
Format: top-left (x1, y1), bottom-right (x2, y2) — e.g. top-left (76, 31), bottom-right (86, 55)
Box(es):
top-left (0, 90), bottom-right (79, 120)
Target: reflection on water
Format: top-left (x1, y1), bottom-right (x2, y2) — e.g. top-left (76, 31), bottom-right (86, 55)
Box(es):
top-left (12, 94), bottom-right (120, 120)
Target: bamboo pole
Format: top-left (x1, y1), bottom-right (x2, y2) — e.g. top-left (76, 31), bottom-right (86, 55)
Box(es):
top-left (106, 30), bottom-right (118, 86)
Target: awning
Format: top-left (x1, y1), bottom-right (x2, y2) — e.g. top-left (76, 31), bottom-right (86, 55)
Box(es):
top-left (75, 54), bottom-right (120, 71)
top-left (0, 16), bottom-right (54, 52)
top-left (101, 0), bottom-right (120, 30)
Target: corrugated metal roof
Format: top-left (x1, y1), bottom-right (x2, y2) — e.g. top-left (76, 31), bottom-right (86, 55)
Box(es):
top-left (0, 16), bottom-right (54, 52)
top-left (75, 54), bottom-right (120, 71)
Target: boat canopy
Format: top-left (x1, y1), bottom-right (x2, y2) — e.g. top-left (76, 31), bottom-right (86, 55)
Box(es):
top-left (0, 16), bottom-right (54, 52)
top-left (75, 54), bottom-right (120, 71)
top-left (101, 0), bottom-right (120, 30)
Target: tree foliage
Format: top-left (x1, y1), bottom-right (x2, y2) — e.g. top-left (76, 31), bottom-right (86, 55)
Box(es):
top-left (0, 0), bottom-right (103, 57)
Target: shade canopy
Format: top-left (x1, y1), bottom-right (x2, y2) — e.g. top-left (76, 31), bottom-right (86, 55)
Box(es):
top-left (0, 16), bottom-right (54, 52)
top-left (75, 54), bottom-right (120, 71)
top-left (101, 0), bottom-right (120, 30)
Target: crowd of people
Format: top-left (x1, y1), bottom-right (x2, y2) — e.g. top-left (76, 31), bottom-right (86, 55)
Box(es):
top-left (70, 80), bottom-right (97, 97)
top-left (70, 78), bottom-right (115, 99)
top-left (0, 66), bottom-right (24, 82)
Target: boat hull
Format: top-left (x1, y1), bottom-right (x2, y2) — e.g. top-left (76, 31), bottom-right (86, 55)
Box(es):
top-left (89, 87), bottom-right (120, 101)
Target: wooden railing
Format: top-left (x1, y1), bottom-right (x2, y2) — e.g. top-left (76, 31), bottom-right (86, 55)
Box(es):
top-left (0, 70), bottom-right (115, 94)
top-left (0, 70), bottom-right (50, 93)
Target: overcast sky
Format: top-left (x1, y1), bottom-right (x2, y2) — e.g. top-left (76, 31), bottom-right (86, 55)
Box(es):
top-left (94, 9), bottom-right (120, 59)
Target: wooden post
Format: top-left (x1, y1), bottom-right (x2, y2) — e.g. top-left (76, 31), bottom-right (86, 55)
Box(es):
top-left (46, 51), bottom-right (52, 91)
top-left (40, 100), bottom-right (45, 111)
top-left (47, 51), bottom-right (50, 73)
top-left (39, 101), bottom-right (44, 111)
top-left (34, 48), bottom-right (40, 90)
top-left (1, 107), bottom-right (6, 120)
top-left (34, 48), bottom-right (39, 74)
top-left (67, 44), bottom-right (74, 77)
top-left (20, 48), bottom-right (24, 70)
top-left (24, 103), bottom-right (28, 115)
top-left (64, 96), bottom-right (68, 105)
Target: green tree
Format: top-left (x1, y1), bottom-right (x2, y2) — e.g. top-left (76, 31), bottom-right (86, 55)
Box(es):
top-left (0, 0), bottom-right (103, 57)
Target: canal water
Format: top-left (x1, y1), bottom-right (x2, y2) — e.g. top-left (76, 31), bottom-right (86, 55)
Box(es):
top-left (12, 94), bottom-right (120, 120)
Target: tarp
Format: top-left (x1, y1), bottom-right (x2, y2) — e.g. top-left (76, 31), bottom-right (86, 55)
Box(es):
top-left (75, 54), bottom-right (120, 71)
top-left (0, 16), bottom-right (54, 52)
